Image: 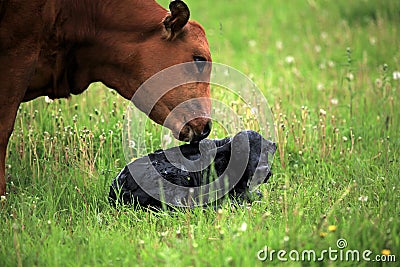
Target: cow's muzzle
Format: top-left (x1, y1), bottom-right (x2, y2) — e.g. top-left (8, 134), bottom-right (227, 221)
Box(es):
top-left (179, 118), bottom-right (212, 143)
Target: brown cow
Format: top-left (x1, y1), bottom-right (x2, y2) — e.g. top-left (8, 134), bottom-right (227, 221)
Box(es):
top-left (0, 0), bottom-right (212, 196)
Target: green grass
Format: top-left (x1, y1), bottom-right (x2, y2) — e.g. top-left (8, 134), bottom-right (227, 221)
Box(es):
top-left (1, 0), bottom-right (399, 266)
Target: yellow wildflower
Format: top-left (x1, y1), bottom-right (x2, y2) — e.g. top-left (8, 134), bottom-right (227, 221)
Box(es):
top-left (328, 225), bottom-right (337, 232)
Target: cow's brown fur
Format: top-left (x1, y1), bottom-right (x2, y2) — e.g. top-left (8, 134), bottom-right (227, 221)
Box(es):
top-left (0, 0), bottom-right (212, 195)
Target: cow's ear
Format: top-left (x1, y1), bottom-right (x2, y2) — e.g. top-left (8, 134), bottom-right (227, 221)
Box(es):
top-left (163, 0), bottom-right (190, 40)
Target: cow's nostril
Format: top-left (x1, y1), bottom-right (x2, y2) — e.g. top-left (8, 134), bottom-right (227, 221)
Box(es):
top-left (190, 119), bottom-right (212, 143)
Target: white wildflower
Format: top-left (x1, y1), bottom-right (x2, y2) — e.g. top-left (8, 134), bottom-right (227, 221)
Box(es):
top-left (44, 96), bottom-right (54, 103)
top-left (347, 73), bottom-right (354, 81)
top-left (393, 71), bottom-right (400, 80)
top-left (285, 56), bottom-right (295, 64)
top-left (239, 222), bottom-right (247, 232)
top-left (358, 196), bottom-right (368, 202)
top-left (248, 40), bottom-right (257, 48)
top-left (330, 98), bottom-right (339, 105)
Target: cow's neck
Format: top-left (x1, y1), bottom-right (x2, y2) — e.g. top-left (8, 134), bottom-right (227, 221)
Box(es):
top-left (26, 0), bottom-right (168, 101)
top-left (63, 0), bottom-right (168, 96)
top-left (61, 0), bottom-right (167, 43)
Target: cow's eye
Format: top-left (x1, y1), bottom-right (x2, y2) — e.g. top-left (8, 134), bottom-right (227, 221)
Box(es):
top-left (193, 56), bottom-right (207, 73)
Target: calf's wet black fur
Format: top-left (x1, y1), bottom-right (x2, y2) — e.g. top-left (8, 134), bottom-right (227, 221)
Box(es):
top-left (109, 130), bottom-right (276, 209)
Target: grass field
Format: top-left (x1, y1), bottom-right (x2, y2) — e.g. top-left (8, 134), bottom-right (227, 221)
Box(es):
top-left (1, 0), bottom-right (399, 266)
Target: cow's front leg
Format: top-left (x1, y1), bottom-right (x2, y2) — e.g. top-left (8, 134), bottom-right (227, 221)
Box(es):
top-left (0, 54), bottom-right (36, 196)
top-left (0, 134), bottom-right (11, 196)
top-left (0, 102), bottom-right (22, 196)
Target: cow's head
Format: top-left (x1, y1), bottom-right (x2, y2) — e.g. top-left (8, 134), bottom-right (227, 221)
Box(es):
top-left (96, 0), bottom-right (212, 143)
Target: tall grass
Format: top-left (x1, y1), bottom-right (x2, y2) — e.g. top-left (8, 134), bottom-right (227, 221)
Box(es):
top-left (1, 0), bottom-right (399, 266)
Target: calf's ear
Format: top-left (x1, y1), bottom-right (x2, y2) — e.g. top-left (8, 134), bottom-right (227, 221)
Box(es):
top-left (163, 0), bottom-right (190, 40)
